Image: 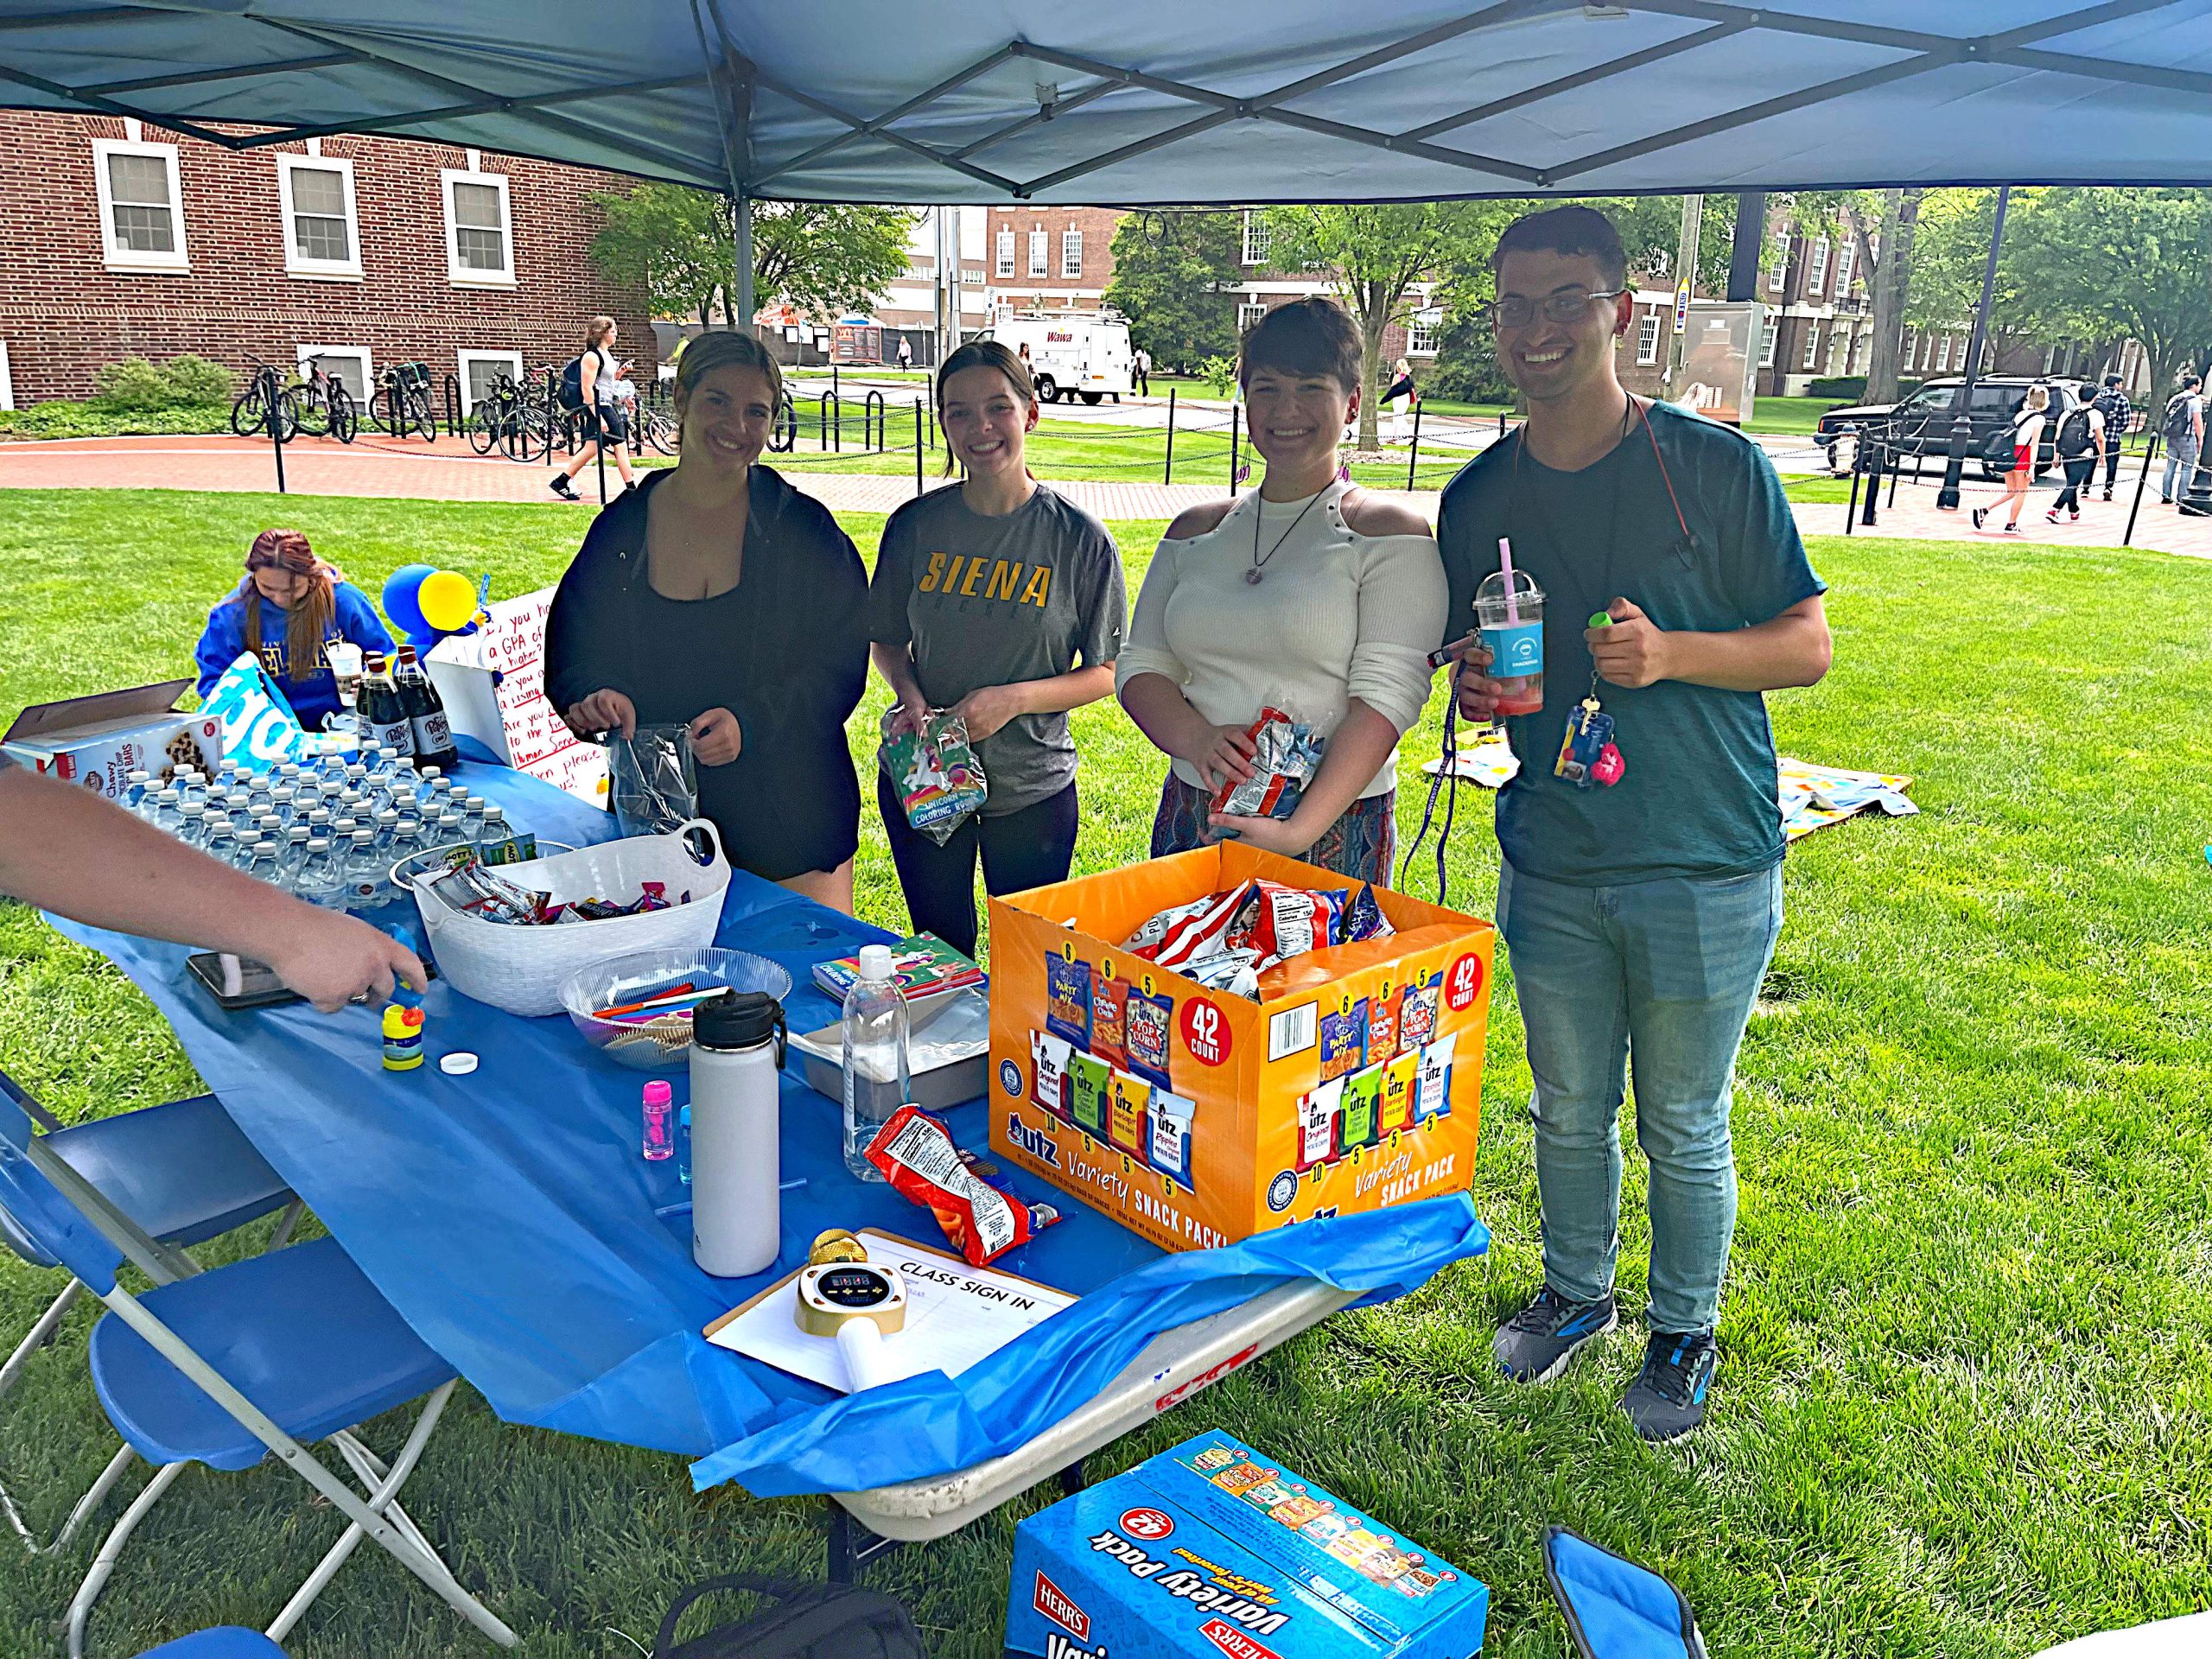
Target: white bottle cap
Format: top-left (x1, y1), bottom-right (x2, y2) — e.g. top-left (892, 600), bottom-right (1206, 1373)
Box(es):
top-left (857, 944), bottom-right (896, 981)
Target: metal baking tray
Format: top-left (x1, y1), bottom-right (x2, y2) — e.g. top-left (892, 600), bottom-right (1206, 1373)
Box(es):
top-left (790, 984), bottom-right (991, 1115)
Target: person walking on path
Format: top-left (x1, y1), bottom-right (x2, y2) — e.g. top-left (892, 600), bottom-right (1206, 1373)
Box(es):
top-left (1118, 297), bottom-right (1444, 886)
top-left (2048, 397), bottom-right (2105, 524)
top-left (2092, 374), bottom-right (2133, 501)
top-left (867, 341), bottom-right (1126, 959)
top-left (1437, 204), bottom-right (1831, 1444)
top-left (1973, 385), bottom-right (2049, 535)
top-left (2158, 374), bottom-right (2203, 505)
top-left (1384, 356), bottom-right (1417, 442)
top-left (1132, 346), bottom-right (1152, 397)
top-left (897, 335), bottom-right (914, 372)
top-left (550, 315), bottom-right (638, 500)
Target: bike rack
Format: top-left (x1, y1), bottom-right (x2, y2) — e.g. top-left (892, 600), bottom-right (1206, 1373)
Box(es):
top-left (771, 393), bottom-right (797, 453)
top-left (442, 373), bottom-right (464, 440)
top-left (863, 388), bottom-right (887, 451)
top-left (819, 387), bottom-right (841, 453)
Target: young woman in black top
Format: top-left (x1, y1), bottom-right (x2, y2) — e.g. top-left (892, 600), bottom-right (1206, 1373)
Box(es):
top-left (543, 332), bottom-right (868, 912)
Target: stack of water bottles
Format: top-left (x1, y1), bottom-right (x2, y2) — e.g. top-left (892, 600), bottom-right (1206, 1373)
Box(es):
top-left (118, 747), bottom-right (518, 914)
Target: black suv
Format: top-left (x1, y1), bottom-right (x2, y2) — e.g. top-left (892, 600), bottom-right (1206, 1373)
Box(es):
top-left (1816, 377), bottom-right (2085, 480)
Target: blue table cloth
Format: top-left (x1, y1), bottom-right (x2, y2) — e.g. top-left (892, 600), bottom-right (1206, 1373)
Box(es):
top-left (54, 762), bottom-right (1488, 1497)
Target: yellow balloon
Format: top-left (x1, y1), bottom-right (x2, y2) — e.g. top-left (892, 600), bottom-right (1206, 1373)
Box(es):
top-left (417, 570), bottom-right (478, 632)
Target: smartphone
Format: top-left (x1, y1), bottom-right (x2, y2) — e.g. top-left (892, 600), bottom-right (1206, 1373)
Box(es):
top-left (185, 951), bottom-right (302, 1012)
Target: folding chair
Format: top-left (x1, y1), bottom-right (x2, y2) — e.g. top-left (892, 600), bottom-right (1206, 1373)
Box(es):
top-left (0, 1086), bottom-right (518, 1656)
top-left (0, 1068), bottom-right (301, 1554)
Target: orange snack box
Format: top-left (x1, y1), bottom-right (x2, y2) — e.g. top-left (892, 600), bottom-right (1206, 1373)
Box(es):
top-left (987, 842), bottom-right (1494, 1251)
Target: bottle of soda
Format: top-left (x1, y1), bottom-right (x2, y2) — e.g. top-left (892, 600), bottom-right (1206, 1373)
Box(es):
top-left (358, 652), bottom-right (414, 760)
top-left (394, 645), bottom-right (459, 772)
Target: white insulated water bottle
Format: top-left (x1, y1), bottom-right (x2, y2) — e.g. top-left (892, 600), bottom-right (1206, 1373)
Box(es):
top-left (688, 989), bottom-right (786, 1278)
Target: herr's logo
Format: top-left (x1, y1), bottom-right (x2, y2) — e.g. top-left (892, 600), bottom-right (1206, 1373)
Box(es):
top-left (1033, 1570), bottom-right (1090, 1640)
top-left (1201, 1618), bottom-right (1284, 1659)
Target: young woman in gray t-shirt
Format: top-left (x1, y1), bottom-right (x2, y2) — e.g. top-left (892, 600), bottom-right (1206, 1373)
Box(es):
top-left (865, 340), bottom-right (1128, 958)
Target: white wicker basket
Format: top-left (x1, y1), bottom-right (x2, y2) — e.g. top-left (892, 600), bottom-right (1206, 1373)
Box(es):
top-left (407, 818), bottom-right (730, 1015)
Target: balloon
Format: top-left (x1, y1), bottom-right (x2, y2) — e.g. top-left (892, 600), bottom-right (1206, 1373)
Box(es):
top-left (418, 569), bottom-right (479, 633)
top-left (380, 563), bottom-right (435, 642)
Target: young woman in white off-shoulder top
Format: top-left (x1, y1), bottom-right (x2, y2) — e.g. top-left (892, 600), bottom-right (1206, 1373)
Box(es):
top-left (1116, 298), bottom-right (1447, 885)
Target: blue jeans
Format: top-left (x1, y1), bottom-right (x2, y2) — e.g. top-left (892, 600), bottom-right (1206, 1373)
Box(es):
top-left (1497, 860), bottom-right (1783, 1335)
top-left (2161, 437), bottom-right (2198, 501)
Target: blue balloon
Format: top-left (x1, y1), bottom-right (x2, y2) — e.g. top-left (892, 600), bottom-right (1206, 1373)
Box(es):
top-left (381, 563), bottom-right (435, 643)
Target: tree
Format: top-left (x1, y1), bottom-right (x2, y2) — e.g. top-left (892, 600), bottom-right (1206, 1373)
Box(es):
top-left (1795, 187), bottom-right (1923, 401)
top-left (1261, 200), bottom-right (1518, 450)
top-left (2001, 188), bottom-right (2212, 393)
top-left (1103, 212), bottom-right (1242, 372)
top-left (588, 184), bottom-right (914, 327)
top-left (1903, 188), bottom-right (2056, 370)
top-left (1600, 194), bottom-right (1738, 293)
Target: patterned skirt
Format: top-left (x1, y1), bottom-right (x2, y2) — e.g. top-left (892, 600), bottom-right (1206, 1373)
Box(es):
top-left (1149, 772), bottom-right (1397, 887)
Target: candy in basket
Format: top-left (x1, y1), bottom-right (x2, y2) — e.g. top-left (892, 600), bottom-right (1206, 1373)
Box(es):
top-left (416, 845), bottom-right (695, 926)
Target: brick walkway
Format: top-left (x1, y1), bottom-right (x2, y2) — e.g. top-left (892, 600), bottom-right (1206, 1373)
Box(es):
top-left (5, 432), bottom-right (2211, 556)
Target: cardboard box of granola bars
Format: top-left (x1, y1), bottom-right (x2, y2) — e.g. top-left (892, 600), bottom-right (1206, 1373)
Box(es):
top-left (1005, 1429), bottom-right (1488, 1658)
top-left (987, 842), bottom-right (1493, 1252)
top-left (1, 682), bottom-right (220, 799)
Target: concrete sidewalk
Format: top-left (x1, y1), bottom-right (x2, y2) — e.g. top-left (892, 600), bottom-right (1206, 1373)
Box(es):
top-left (3, 432), bottom-right (2210, 556)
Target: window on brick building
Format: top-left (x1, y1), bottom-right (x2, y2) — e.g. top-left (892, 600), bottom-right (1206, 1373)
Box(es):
top-left (1807, 235), bottom-right (1829, 295)
top-left (1062, 228), bottom-right (1082, 278)
top-left (457, 349), bottom-right (525, 410)
top-left (1408, 309), bottom-right (1440, 355)
top-left (1237, 301), bottom-right (1268, 336)
top-left (995, 228), bottom-right (1014, 277)
top-left (1028, 230), bottom-right (1048, 277)
top-left (1803, 321), bottom-right (1821, 370)
top-left (277, 154), bottom-right (359, 278)
top-left (1759, 315), bottom-right (1779, 368)
top-left (1937, 334), bottom-right (1952, 372)
top-left (297, 345), bottom-right (372, 402)
top-left (1243, 211), bottom-right (1271, 266)
top-left (1636, 312), bottom-right (1662, 365)
top-left (1768, 232), bottom-right (1789, 292)
top-left (1834, 240), bottom-right (1855, 296)
top-left (93, 139), bottom-right (187, 270)
top-left (441, 169), bottom-right (513, 284)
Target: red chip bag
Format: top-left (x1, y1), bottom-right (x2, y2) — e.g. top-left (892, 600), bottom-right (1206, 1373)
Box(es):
top-left (864, 1103), bottom-right (1050, 1266)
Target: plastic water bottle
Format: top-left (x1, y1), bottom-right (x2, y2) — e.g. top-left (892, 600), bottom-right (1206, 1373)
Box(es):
top-left (229, 830), bottom-right (262, 873)
top-left (203, 824), bottom-right (236, 869)
top-left (268, 785), bottom-right (297, 826)
top-left (276, 825), bottom-right (312, 891)
top-left (149, 787), bottom-right (183, 836)
top-left (342, 829), bottom-right (385, 910)
top-left (475, 804), bottom-right (511, 855)
top-left (457, 795), bottom-right (488, 842)
top-left (296, 836), bottom-right (343, 908)
top-left (689, 991), bottom-right (786, 1277)
top-left (841, 944), bottom-right (911, 1182)
top-left (121, 769), bottom-right (153, 818)
top-left (175, 802), bottom-right (210, 849)
top-left (174, 768), bottom-right (208, 809)
top-left (244, 839), bottom-right (283, 887)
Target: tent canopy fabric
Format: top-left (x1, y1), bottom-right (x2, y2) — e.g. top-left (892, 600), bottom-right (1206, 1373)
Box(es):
top-left (3, 1), bottom-right (2210, 205)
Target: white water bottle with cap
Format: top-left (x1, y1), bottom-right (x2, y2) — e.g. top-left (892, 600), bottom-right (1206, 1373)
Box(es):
top-left (841, 944), bottom-right (911, 1182)
top-left (688, 989), bottom-right (786, 1278)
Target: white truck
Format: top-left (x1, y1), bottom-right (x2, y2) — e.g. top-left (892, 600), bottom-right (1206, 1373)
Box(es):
top-left (979, 311), bottom-right (1135, 404)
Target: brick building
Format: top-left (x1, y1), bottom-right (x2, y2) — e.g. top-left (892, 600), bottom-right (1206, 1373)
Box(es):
top-left (0, 110), bottom-right (654, 410)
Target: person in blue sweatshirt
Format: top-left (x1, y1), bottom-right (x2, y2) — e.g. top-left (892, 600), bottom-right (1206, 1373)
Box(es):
top-left (194, 529), bottom-right (393, 731)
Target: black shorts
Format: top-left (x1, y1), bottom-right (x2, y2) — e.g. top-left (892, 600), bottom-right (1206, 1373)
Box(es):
top-left (582, 404), bottom-right (631, 446)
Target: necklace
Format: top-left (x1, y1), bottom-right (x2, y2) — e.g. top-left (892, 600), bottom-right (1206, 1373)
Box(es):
top-left (1247, 484), bottom-right (1333, 586)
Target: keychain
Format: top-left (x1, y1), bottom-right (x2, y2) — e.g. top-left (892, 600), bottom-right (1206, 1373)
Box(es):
top-left (1554, 613), bottom-right (1627, 790)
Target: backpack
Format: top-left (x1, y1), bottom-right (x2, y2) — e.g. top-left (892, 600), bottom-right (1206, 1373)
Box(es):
top-left (2163, 392), bottom-right (2197, 445)
top-left (2056, 407), bottom-right (2094, 459)
top-left (654, 1575), bottom-right (925, 1659)
top-left (557, 356), bottom-right (585, 411)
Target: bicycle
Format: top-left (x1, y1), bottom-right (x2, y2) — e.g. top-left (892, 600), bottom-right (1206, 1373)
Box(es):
top-left (232, 353), bottom-right (358, 443)
top-left (465, 372), bottom-right (528, 456)
top-left (369, 361), bottom-right (437, 441)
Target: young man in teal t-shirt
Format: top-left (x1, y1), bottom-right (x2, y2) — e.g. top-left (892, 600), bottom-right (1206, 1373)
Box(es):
top-left (1437, 206), bottom-right (1832, 1442)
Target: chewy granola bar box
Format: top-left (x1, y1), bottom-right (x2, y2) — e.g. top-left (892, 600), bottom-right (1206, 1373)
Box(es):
top-left (988, 842), bottom-right (1494, 1252)
top-left (1005, 1429), bottom-right (1488, 1658)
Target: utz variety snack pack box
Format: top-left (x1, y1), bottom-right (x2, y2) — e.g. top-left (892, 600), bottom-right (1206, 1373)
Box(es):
top-left (988, 842), bottom-right (1494, 1251)
top-left (1006, 1429), bottom-right (1487, 1659)
top-left (1, 681), bottom-right (220, 798)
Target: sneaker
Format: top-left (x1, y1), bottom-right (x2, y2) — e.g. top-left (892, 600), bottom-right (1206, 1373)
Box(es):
top-left (550, 474), bottom-right (580, 500)
top-left (1971, 507), bottom-right (1987, 529)
top-left (1493, 1286), bottom-right (1618, 1383)
top-left (2070, 509), bottom-right (2081, 523)
top-left (2046, 509), bottom-right (2061, 524)
top-left (1619, 1329), bottom-right (1719, 1444)
top-left (2003, 523), bottom-right (2022, 534)
top-left (2102, 490), bottom-right (2113, 501)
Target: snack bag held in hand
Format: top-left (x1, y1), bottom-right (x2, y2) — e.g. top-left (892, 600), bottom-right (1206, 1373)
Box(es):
top-left (880, 708), bottom-right (987, 845)
top-left (1211, 705), bottom-right (1324, 821)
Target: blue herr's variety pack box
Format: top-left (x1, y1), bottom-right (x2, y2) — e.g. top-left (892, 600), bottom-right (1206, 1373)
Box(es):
top-left (1006, 1431), bottom-right (1487, 1659)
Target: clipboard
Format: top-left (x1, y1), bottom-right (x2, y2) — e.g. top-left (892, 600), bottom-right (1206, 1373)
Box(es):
top-left (703, 1228), bottom-right (1076, 1393)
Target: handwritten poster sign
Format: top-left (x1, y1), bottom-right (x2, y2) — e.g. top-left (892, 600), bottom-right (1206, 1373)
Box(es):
top-left (431, 588), bottom-right (608, 807)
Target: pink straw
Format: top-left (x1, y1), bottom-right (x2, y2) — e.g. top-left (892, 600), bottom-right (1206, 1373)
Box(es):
top-left (1498, 537), bottom-right (1521, 626)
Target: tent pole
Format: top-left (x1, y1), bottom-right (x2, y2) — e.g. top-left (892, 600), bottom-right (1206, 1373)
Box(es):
top-left (1936, 183), bottom-right (2011, 512)
top-left (734, 190), bottom-right (754, 335)
top-left (1726, 194), bottom-right (1766, 302)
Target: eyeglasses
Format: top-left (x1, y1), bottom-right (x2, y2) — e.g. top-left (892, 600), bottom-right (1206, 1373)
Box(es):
top-left (1486, 289), bottom-right (1628, 329)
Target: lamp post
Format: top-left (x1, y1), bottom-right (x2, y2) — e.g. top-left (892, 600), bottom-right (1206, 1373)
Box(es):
top-left (1936, 184), bottom-right (2011, 512)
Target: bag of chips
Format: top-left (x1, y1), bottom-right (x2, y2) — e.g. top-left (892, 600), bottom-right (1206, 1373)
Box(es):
top-left (864, 1103), bottom-right (1058, 1266)
top-left (1211, 705), bottom-right (1324, 821)
top-left (880, 709), bottom-right (988, 845)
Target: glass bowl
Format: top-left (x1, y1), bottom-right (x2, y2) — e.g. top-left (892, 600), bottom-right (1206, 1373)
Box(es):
top-left (559, 946), bottom-right (794, 1072)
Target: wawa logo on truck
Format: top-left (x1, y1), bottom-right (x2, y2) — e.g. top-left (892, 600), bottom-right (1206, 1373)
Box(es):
top-left (1086, 1528), bottom-right (1294, 1638)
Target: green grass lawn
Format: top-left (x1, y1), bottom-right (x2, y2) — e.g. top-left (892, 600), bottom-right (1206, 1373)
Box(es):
top-left (2, 489), bottom-right (2209, 1656)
